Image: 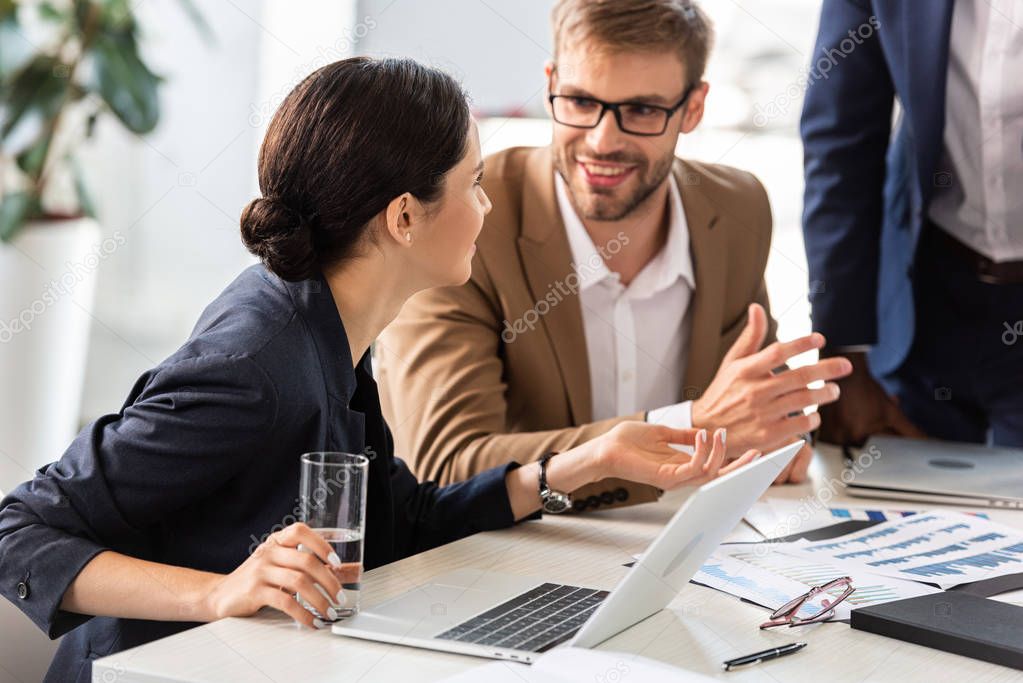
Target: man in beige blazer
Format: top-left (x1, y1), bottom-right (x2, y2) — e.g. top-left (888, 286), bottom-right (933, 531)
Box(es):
top-left (377, 0), bottom-right (851, 512)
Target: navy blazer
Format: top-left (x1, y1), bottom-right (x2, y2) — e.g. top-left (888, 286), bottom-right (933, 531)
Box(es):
top-left (801, 0), bottom-right (955, 375)
top-left (0, 265), bottom-right (525, 683)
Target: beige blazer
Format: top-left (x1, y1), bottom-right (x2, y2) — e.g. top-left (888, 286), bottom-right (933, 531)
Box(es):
top-left (376, 145), bottom-right (777, 512)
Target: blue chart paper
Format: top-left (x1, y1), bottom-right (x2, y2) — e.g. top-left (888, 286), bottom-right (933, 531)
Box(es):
top-left (694, 545), bottom-right (938, 621)
top-left (742, 501), bottom-right (988, 539)
top-left (697, 555), bottom-right (828, 618)
top-left (828, 507), bottom-right (988, 522)
top-left (791, 510), bottom-right (1023, 589)
top-left (699, 558), bottom-right (817, 614)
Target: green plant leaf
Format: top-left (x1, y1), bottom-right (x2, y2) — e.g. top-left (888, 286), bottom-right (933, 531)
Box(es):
top-left (71, 157), bottom-right (96, 218)
top-left (72, 0), bottom-right (92, 34)
top-left (0, 191), bottom-right (38, 242)
top-left (90, 30), bottom-right (161, 133)
top-left (1, 55), bottom-right (68, 141)
top-left (15, 134), bottom-right (51, 177)
top-left (98, 0), bottom-right (133, 32)
top-left (38, 2), bottom-right (63, 22)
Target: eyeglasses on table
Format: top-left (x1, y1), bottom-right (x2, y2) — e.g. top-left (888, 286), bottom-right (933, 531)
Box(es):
top-left (759, 576), bottom-right (855, 629)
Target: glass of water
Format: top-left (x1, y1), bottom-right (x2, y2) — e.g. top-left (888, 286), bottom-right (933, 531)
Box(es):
top-left (299, 451), bottom-right (369, 619)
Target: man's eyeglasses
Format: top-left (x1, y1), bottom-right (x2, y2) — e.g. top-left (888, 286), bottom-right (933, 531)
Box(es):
top-left (548, 84), bottom-right (696, 137)
top-left (759, 577), bottom-right (855, 629)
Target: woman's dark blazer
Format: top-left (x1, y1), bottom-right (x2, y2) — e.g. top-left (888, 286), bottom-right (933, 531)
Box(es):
top-left (0, 265), bottom-right (525, 682)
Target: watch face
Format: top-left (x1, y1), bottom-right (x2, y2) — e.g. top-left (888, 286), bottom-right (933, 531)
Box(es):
top-left (542, 493), bottom-right (571, 514)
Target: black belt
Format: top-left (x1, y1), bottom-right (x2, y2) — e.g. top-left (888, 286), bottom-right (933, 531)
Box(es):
top-left (925, 221), bottom-right (1023, 284)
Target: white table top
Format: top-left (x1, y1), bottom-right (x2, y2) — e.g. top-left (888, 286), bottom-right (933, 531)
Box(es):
top-left (95, 446), bottom-right (1023, 682)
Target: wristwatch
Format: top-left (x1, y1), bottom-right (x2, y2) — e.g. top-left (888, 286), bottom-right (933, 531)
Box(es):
top-left (538, 451), bottom-right (572, 514)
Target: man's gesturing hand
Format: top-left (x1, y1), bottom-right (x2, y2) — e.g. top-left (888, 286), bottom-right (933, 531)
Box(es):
top-left (690, 304), bottom-right (853, 482)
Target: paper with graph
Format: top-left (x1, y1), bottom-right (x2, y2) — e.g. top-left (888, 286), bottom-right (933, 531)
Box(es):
top-left (742, 499), bottom-right (989, 539)
top-left (692, 510), bottom-right (1023, 619)
top-left (695, 544), bottom-right (938, 620)
top-left (787, 510), bottom-right (1023, 589)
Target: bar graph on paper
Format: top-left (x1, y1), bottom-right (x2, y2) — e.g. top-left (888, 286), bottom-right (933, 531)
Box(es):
top-left (694, 546), bottom-right (938, 621)
top-left (828, 507), bottom-right (988, 522)
top-left (743, 500), bottom-right (989, 539)
top-left (793, 510), bottom-right (1023, 589)
top-left (694, 510), bottom-right (1023, 617)
top-left (725, 549), bottom-right (926, 607)
top-left (695, 553), bottom-right (841, 619)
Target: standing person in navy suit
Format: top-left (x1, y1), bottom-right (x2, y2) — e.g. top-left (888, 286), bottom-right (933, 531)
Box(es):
top-left (801, 0), bottom-right (1023, 447)
top-left (0, 57), bottom-right (757, 683)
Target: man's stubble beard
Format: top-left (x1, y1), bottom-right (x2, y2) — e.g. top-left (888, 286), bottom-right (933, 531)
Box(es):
top-left (553, 145), bottom-right (675, 222)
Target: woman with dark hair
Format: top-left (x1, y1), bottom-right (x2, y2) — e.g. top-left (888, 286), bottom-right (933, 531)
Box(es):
top-left (0, 57), bottom-right (756, 682)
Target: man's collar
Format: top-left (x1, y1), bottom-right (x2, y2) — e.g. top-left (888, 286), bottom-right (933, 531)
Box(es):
top-left (554, 171), bottom-right (695, 293)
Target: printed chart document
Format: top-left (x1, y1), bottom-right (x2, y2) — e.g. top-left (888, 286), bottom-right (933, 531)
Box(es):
top-left (438, 647), bottom-right (715, 682)
top-left (695, 543), bottom-right (939, 620)
top-left (695, 510), bottom-right (1023, 614)
top-left (787, 510), bottom-right (1023, 589)
top-left (743, 500), bottom-right (988, 539)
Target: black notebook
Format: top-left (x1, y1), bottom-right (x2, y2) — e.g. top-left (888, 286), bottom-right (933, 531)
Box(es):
top-left (850, 592), bottom-right (1023, 670)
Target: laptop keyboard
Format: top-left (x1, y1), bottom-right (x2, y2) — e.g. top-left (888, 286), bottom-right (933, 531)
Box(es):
top-left (435, 583), bottom-right (609, 652)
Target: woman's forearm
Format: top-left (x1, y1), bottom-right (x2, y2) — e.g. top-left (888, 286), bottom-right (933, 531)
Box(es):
top-left (61, 550), bottom-right (221, 622)
top-left (504, 422), bottom-right (738, 520)
top-left (505, 447), bottom-right (601, 520)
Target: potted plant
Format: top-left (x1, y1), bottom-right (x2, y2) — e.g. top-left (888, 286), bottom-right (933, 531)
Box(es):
top-left (0, 0), bottom-right (209, 490)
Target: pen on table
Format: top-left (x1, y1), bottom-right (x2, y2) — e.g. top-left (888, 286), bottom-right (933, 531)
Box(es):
top-left (722, 642), bottom-right (807, 671)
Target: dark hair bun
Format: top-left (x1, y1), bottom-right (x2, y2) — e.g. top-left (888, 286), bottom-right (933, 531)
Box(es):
top-left (240, 196), bottom-right (318, 281)
top-left (241, 57), bottom-right (470, 281)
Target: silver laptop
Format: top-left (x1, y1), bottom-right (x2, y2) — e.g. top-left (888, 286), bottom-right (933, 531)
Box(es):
top-left (332, 441), bottom-right (801, 662)
top-left (847, 435), bottom-right (1023, 508)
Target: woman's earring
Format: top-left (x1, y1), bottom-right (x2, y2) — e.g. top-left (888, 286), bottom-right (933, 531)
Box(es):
top-left (404, 232), bottom-right (412, 243)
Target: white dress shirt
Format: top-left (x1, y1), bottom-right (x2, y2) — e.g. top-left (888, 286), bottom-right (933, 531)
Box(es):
top-left (554, 171), bottom-right (696, 429)
top-left (928, 0), bottom-right (1023, 262)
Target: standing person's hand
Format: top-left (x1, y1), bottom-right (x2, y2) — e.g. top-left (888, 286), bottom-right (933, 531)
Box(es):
top-left (201, 523), bottom-right (345, 629)
top-left (688, 304), bottom-right (852, 483)
top-left (771, 442), bottom-right (814, 486)
top-left (817, 351), bottom-right (927, 447)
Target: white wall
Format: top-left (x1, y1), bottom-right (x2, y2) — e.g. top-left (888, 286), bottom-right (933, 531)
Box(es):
top-left (80, 1), bottom-right (358, 423)
top-left (357, 0), bottom-right (556, 117)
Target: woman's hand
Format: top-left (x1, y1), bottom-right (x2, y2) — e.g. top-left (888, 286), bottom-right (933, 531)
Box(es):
top-left (201, 522), bottom-right (344, 629)
top-left (507, 423), bottom-right (761, 519)
top-left (589, 422), bottom-right (760, 491)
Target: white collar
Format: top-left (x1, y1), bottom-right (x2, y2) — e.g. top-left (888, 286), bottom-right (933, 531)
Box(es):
top-left (555, 170), bottom-right (695, 294)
